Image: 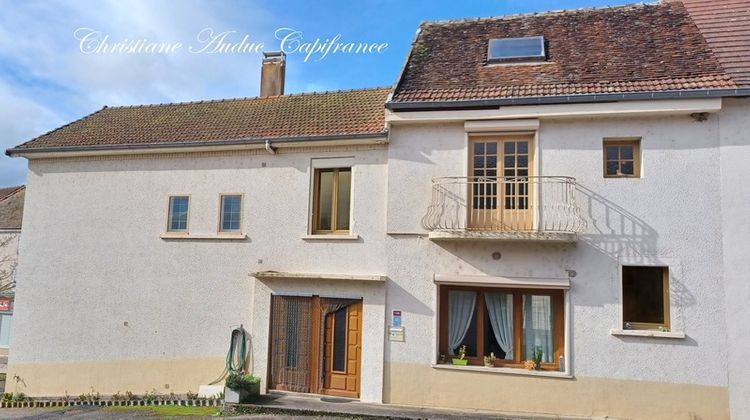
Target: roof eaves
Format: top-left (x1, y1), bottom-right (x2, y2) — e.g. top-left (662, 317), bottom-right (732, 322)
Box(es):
top-left (386, 87), bottom-right (750, 110)
top-left (6, 131), bottom-right (389, 157)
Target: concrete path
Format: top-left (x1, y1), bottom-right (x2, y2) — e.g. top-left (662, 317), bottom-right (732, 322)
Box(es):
top-left (231, 391), bottom-right (588, 419)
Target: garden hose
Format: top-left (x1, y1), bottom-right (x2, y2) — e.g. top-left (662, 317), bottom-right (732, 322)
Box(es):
top-left (226, 326), bottom-right (248, 374)
top-left (209, 326), bottom-right (249, 385)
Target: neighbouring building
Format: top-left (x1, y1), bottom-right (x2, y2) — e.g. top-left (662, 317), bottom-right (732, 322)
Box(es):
top-left (0, 186), bottom-right (24, 361)
top-left (5, 1), bottom-right (750, 419)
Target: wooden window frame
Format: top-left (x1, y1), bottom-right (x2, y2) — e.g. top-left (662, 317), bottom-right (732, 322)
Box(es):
top-left (437, 284), bottom-right (565, 370)
top-left (621, 266), bottom-right (670, 330)
top-left (603, 138), bottom-right (641, 178)
top-left (217, 193), bottom-right (244, 234)
top-left (311, 168), bottom-right (351, 235)
top-left (166, 195), bottom-right (191, 234)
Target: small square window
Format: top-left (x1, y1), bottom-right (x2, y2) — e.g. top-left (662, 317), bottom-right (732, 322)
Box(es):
top-left (622, 266), bottom-right (669, 330)
top-left (603, 139), bottom-right (640, 178)
top-left (167, 196), bottom-right (190, 233)
top-left (219, 194), bottom-right (242, 232)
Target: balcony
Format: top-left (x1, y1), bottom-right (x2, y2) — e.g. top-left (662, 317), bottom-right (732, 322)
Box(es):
top-left (422, 176), bottom-right (585, 242)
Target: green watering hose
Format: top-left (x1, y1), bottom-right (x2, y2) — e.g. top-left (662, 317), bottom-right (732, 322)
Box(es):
top-left (209, 326), bottom-right (249, 384)
top-left (226, 327), bottom-right (248, 374)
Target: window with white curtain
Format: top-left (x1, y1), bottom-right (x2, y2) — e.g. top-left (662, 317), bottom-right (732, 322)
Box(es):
top-left (439, 285), bottom-right (564, 369)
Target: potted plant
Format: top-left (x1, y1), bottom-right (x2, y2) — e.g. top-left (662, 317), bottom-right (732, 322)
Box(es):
top-left (523, 346), bottom-right (545, 371)
top-left (224, 372), bottom-right (261, 404)
top-left (451, 345), bottom-right (468, 366)
top-left (483, 352), bottom-right (496, 367)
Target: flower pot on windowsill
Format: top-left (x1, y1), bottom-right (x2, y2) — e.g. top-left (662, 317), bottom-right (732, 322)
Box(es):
top-left (451, 358), bottom-right (468, 366)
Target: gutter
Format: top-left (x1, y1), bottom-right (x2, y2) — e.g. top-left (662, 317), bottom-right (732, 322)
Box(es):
top-left (385, 88), bottom-right (750, 111)
top-left (5, 131), bottom-right (388, 158)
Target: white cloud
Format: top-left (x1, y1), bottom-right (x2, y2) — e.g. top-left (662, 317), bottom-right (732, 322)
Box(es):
top-left (0, 0), bottom-right (286, 185)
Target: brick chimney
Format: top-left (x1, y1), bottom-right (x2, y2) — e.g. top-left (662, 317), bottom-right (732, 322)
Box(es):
top-left (260, 51), bottom-right (286, 97)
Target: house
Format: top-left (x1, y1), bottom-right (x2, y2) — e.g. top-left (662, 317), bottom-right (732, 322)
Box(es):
top-left (5, 1), bottom-right (750, 418)
top-left (0, 185), bottom-right (24, 363)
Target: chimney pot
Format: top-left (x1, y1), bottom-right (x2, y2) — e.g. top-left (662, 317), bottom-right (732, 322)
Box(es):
top-left (260, 51), bottom-right (286, 97)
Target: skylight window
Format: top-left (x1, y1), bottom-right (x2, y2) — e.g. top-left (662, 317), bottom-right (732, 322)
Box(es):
top-left (487, 36), bottom-right (546, 63)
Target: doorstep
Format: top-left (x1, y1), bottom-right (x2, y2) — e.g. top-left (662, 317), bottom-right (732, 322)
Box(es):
top-left (224, 391), bottom-right (591, 420)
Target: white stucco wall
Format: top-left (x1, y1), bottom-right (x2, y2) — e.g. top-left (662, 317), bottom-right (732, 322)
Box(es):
top-left (9, 145), bottom-right (388, 395)
top-left (385, 110), bottom-right (731, 387)
top-left (718, 98), bottom-right (750, 418)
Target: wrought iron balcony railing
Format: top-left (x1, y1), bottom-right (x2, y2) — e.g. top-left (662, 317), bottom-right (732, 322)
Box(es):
top-left (422, 176), bottom-right (585, 241)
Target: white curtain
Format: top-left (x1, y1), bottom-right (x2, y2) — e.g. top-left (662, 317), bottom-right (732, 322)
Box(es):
top-left (522, 295), bottom-right (553, 363)
top-left (447, 290), bottom-right (476, 356)
top-left (484, 292), bottom-right (514, 360)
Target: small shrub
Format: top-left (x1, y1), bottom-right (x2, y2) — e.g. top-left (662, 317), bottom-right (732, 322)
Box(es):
top-left (112, 391), bottom-right (122, 402)
top-left (15, 392), bottom-right (26, 402)
top-left (125, 391), bottom-right (139, 401)
top-left (2, 393), bottom-right (12, 403)
top-left (225, 373), bottom-right (260, 391)
top-left (143, 389), bottom-right (159, 403)
top-left (186, 390), bottom-right (198, 400)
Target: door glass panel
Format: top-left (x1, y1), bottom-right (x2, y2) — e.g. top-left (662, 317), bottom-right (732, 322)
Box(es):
top-left (336, 170), bottom-right (351, 231)
top-left (332, 309), bottom-right (347, 372)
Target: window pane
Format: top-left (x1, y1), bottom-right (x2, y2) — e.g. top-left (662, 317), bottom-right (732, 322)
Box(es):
top-left (332, 308), bottom-right (347, 372)
top-left (620, 146), bottom-right (634, 160)
top-left (621, 161), bottom-right (634, 175)
top-left (623, 266), bottom-right (666, 325)
top-left (447, 290), bottom-right (477, 357)
top-left (169, 196), bottom-right (189, 231)
top-left (336, 170), bottom-right (351, 231)
top-left (221, 195), bottom-right (242, 231)
top-left (0, 314), bottom-right (11, 347)
top-left (474, 142), bottom-right (484, 154)
top-left (484, 293), bottom-right (513, 360)
top-left (316, 170), bottom-right (333, 231)
top-left (606, 146), bottom-right (619, 160)
top-left (606, 161), bottom-right (619, 175)
top-left (517, 141), bottom-right (528, 154)
top-left (522, 295), bottom-right (553, 363)
top-left (488, 37), bottom-right (545, 61)
top-left (486, 142), bottom-right (497, 154)
top-left (504, 142), bottom-right (515, 154)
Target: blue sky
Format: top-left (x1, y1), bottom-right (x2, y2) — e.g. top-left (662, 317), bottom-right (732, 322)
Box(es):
top-left (0, 0), bottom-right (627, 185)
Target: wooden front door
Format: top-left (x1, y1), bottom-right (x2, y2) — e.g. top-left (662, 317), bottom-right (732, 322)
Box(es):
top-left (322, 301), bottom-right (362, 398)
top-left (469, 136), bottom-right (534, 231)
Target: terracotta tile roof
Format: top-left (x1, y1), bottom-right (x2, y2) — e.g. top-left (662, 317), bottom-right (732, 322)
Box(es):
top-left (391, 2), bottom-right (736, 104)
top-left (9, 88), bottom-right (390, 152)
top-left (0, 186), bottom-right (24, 230)
top-left (678, 0), bottom-right (750, 87)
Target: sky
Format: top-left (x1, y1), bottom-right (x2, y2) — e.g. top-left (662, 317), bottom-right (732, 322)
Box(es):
top-left (0, 0), bottom-right (626, 186)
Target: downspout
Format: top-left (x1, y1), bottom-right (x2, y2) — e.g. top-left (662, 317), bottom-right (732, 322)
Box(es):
top-left (264, 140), bottom-right (276, 155)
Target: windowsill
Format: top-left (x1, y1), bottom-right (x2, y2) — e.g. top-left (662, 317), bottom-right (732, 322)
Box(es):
top-left (431, 363), bottom-right (572, 379)
top-left (160, 233), bottom-right (247, 240)
top-left (302, 234), bottom-right (359, 241)
top-left (610, 329), bottom-right (686, 339)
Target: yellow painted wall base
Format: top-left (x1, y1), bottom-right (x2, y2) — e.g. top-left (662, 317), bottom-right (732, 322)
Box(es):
top-left (7, 357), bottom-right (226, 397)
top-left (384, 362), bottom-right (729, 420)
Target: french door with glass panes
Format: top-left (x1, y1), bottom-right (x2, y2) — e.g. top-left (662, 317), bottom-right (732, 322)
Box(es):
top-left (468, 136), bottom-right (534, 231)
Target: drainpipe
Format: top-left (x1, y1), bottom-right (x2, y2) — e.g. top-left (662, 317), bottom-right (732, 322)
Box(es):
top-left (264, 140), bottom-right (276, 155)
